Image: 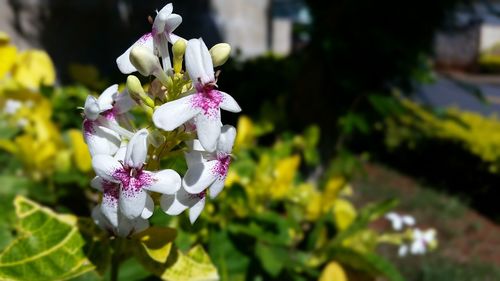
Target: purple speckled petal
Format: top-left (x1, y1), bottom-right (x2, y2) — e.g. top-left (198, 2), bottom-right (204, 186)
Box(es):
top-left (219, 92), bottom-right (241, 113)
top-left (182, 161), bottom-right (217, 194)
top-left (217, 125), bottom-right (237, 154)
top-left (143, 169), bottom-right (181, 194)
top-left (92, 154), bottom-right (122, 183)
top-left (101, 181), bottom-right (120, 227)
top-left (119, 186), bottom-right (147, 219)
top-left (194, 112), bottom-right (221, 152)
top-left (116, 33), bottom-right (154, 74)
top-left (153, 95), bottom-right (199, 131)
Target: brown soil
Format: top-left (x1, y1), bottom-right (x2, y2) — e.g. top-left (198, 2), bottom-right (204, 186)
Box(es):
top-left (351, 162), bottom-right (500, 266)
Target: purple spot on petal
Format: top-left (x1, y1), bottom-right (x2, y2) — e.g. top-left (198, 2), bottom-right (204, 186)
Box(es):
top-left (189, 190), bottom-right (206, 200)
top-left (102, 181), bottom-right (119, 205)
top-left (212, 153), bottom-right (231, 179)
top-left (83, 119), bottom-right (95, 138)
top-left (139, 32), bottom-right (153, 44)
top-left (102, 108), bottom-right (117, 121)
top-left (190, 86), bottom-right (223, 117)
top-left (113, 167), bottom-right (154, 195)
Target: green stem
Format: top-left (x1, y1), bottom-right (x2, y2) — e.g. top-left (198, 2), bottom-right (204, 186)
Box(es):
top-left (110, 238), bottom-right (123, 281)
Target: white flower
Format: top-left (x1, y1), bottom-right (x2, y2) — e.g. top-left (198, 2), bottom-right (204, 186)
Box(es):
top-left (91, 204), bottom-right (149, 237)
top-left (398, 244), bottom-right (408, 257)
top-left (385, 212), bottom-right (415, 231)
top-left (91, 129), bottom-right (181, 219)
top-left (183, 125), bottom-right (236, 197)
top-left (153, 39), bottom-right (241, 152)
top-left (83, 84), bottom-right (135, 156)
top-left (3, 99), bottom-right (22, 115)
top-left (159, 125), bottom-right (236, 223)
top-left (116, 3), bottom-right (183, 74)
top-left (410, 228), bottom-right (436, 255)
top-left (160, 187), bottom-right (206, 224)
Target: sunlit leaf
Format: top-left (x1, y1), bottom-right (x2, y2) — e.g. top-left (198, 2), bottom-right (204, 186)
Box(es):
top-left (134, 226), bottom-right (176, 263)
top-left (318, 261), bottom-right (347, 281)
top-left (0, 196), bottom-right (95, 281)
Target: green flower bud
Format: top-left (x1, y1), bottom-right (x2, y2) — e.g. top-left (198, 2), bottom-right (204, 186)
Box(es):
top-left (209, 43), bottom-right (231, 67)
top-left (129, 46), bottom-right (169, 85)
top-left (172, 39), bottom-right (187, 74)
top-left (126, 75), bottom-right (155, 108)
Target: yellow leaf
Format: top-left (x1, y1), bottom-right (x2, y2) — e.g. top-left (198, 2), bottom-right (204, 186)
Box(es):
top-left (0, 43), bottom-right (17, 78)
top-left (68, 129), bottom-right (92, 172)
top-left (12, 50), bottom-right (56, 89)
top-left (271, 155), bottom-right (300, 199)
top-left (134, 227), bottom-right (177, 263)
top-left (318, 261), bottom-right (348, 281)
top-left (235, 115), bottom-right (255, 150)
top-left (333, 199), bottom-right (357, 231)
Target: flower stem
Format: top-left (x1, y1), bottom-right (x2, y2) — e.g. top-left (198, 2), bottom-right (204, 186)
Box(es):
top-left (110, 238), bottom-right (123, 281)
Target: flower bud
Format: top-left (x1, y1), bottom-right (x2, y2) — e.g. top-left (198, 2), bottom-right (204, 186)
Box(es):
top-left (172, 39), bottom-right (187, 74)
top-left (126, 75), bottom-right (155, 108)
top-left (129, 46), bottom-right (169, 85)
top-left (209, 43), bottom-right (231, 67)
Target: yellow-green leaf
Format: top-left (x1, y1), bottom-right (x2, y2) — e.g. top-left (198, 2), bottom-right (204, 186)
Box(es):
top-left (134, 226), bottom-right (176, 263)
top-left (0, 196), bottom-right (95, 281)
top-left (161, 245), bottom-right (219, 281)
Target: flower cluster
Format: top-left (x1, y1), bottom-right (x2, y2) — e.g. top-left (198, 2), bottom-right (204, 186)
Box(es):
top-left (82, 3), bottom-right (240, 237)
top-left (385, 212), bottom-right (437, 257)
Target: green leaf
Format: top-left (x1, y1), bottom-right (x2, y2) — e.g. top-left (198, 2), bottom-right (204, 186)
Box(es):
top-left (0, 196), bottom-right (95, 281)
top-left (255, 242), bottom-right (287, 277)
top-left (331, 248), bottom-right (405, 281)
top-left (208, 231), bottom-right (249, 281)
top-left (331, 199), bottom-right (397, 246)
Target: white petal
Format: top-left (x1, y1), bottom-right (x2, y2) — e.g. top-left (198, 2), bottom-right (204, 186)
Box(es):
top-left (92, 154), bottom-right (122, 183)
top-left (186, 139), bottom-right (206, 152)
top-left (141, 193), bottom-right (154, 219)
top-left (114, 90), bottom-right (136, 114)
top-left (398, 245), bottom-right (408, 257)
top-left (154, 34), bottom-right (172, 70)
top-left (199, 39), bottom-right (215, 83)
top-left (217, 125), bottom-right (236, 154)
top-left (219, 92), bottom-right (241, 113)
top-left (153, 3), bottom-right (173, 33)
top-left (195, 113), bottom-right (221, 152)
top-left (209, 178), bottom-right (225, 199)
top-left (153, 95), bottom-right (199, 131)
top-left (83, 120), bottom-right (121, 157)
top-left (183, 161), bottom-right (217, 194)
top-left (129, 216), bottom-right (149, 235)
top-left (97, 84), bottom-right (118, 112)
top-left (125, 129), bottom-right (149, 168)
top-left (167, 33), bottom-right (185, 44)
top-left (166, 14), bottom-right (182, 32)
top-left (410, 240), bottom-right (425, 255)
top-left (184, 151), bottom-right (205, 168)
top-left (144, 169), bottom-right (181, 194)
top-left (116, 33), bottom-right (154, 74)
top-left (402, 215), bottom-right (415, 226)
top-left (92, 206), bottom-right (113, 233)
top-left (84, 96), bottom-right (100, 120)
top-left (160, 193), bottom-right (188, 215)
top-left (90, 176), bottom-right (104, 191)
top-left (189, 197), bottom-right (206, 224)
top-left (185, 39), bottom-right (214, 85)
top-left (119, 187), bottom-right (147, 219)
top-left (113, 142), bottom-right (128, 161)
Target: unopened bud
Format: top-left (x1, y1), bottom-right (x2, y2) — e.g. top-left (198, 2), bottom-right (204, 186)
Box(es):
top-left (210, 43), bottom-right (231, 67)
top-left (130, 46), bottom-right (169, 85)
top-left (172, 39), bottom-right (187, 73)
top-left (126, 75), bottom-right (155, 108)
